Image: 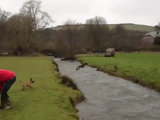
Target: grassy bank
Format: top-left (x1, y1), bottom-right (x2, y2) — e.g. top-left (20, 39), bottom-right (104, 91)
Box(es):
top-left (77, 52), bottom-right (160, 92)
top-left (0, 56), bottom-right (82, 120)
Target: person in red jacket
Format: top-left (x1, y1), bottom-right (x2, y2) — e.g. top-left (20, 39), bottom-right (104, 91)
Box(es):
top-left (0, 69), bottom-right (16, 110)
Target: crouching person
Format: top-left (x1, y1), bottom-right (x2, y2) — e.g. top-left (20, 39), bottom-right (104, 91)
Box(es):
top-left (0, 69), bottom-right (16, 110)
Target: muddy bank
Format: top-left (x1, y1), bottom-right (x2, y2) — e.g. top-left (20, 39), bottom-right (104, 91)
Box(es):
top-left (51, 58), bottom-right (85, 114)
top-left (54, 58), bottom-right (160, 120)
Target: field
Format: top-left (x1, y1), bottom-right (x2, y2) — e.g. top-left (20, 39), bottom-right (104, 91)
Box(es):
top-left (53, 23), bottom-right (155, 32)
top-left (108, 24), bottom-right (155, 31)
top-left (77, 52), bottom-right (160, 91)
top-left (0, 56), bottom-right (81, 120)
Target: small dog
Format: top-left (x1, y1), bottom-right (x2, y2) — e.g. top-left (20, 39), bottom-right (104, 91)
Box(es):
top-left (76, 63), bottom-right (88, 71)
top-left (22, 78), bottom-right (35, 91)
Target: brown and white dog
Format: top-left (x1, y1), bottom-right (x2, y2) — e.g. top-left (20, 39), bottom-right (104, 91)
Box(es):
top-left (21, 78), bottom-right (35, 91)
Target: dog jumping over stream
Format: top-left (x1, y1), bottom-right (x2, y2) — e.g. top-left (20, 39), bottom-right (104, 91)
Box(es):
top-left (76, 63), bottom-right (88, 71)
top-left (21, 78), bottom-right (35, 91)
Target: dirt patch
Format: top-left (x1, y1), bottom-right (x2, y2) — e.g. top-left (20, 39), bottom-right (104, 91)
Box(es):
top-left (61, 75), bottom-right (78, 90)
top-left (61, 75), bottom-right (85, 105)
top-left (52, 60), bottom-right (59, 72)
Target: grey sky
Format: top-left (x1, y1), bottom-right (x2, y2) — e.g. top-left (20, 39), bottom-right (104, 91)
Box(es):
top-left (0, 0), bottom-right (160, 27)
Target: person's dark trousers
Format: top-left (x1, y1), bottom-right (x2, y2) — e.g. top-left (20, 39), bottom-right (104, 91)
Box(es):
top-left (1, 76), bottom-right (16, 102)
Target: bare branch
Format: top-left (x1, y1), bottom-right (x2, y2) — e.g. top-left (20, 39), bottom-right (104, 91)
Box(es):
top-left (20, 0), bottom-right (54, 30)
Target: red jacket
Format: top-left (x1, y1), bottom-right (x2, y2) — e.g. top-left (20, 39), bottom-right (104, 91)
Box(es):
top-left (0, 69), bottom-right (15, 91)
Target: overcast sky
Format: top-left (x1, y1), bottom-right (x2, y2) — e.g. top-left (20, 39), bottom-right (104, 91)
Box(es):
top-left (0, 0), bottom-right (160, 27)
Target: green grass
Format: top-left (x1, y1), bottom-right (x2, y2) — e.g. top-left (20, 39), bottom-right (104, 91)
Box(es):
top-left (77, 52), bottom-right (160, 90)
top-left (0, 56), bottom-right (81, 120)
top-left (54, 23), bottom-right (155, 32)
top-left (108, 24), bottom-right (155, 32)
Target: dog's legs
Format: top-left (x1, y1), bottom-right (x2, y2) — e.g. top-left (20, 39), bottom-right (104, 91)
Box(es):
top-left (22, 87), bottom-right (25, 91)
top-left (26, 85), bottom-right (32, 88)
top-left (22, 84), bottom-right (25, 91)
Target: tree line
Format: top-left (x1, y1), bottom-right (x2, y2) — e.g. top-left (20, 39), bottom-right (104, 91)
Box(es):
top-left (0, 0), bottom-right (53, 55)
top-left (53, 18), bottom-right (145, 58)
top-left (0, 0), bottom-right (159, 57)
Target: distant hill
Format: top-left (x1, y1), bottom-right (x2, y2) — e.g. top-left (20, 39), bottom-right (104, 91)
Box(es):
top-left (108, 23), bottom-right (155, 32)
top-left (52, 23), bottom-right (155, 32)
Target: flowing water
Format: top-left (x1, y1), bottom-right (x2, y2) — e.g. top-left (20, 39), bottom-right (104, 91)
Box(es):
top-left (54, 58), bottom-right (160, 120)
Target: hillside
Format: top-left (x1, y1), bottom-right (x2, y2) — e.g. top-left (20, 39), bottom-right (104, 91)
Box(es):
top-left (52, 23), bottom-right (155, 32)
top-left (108, 23), bottom-right (155, 32)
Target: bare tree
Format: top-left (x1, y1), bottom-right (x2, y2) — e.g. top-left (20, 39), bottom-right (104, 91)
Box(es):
top-left (5, 0), bottom-right (53, 54)
top-left (63, 20), bottom-right (78, 57)
top-left (54, 30), bottom-right (70, 57)
top-left (0, 8), bottom-right (11, 52)
top-left (0, 8), bottom-right (11, 23)
top-left (20, 0), bottom-right (53, 31)
top-left (85, 16), bottom-right (108, 51)
top-left (112, 24), bottom-right (126, 36)
top-left (7, 13), bottom-right (34, 52)
top-left (11, 0), bottom-right (54, 52)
